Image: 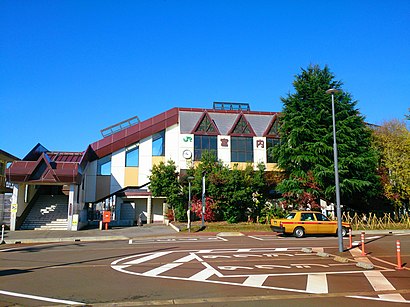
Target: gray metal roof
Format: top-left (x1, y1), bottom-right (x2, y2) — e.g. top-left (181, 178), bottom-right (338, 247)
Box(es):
top-left (179, 110), bottom-right (277, 136)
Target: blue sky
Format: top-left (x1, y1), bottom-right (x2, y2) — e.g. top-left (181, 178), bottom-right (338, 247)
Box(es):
top-left (1, 0), bottom-right (409, 158)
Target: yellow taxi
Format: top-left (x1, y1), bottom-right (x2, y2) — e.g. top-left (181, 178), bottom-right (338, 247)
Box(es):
top-left (271, 211), bottom-right (351, 238)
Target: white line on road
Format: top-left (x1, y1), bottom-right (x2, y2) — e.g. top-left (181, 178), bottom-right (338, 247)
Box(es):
top-left (0, 290), bottom-right (83, 305)
top-left (142, 263), bottom-right (183, 276)
top-left (124, 251), bottom-right (171, 265)
top-left (189, 267), bottom-right (217, 281)
top-left (350, 247), bottom-right (407, 303)
top-left (243, 275), bottom-right (269, 287)
top-left (306, 273), bottom-right (328, 293)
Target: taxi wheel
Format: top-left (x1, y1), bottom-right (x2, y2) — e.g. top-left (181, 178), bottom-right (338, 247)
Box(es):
top-left (293, 227), bottom-right (305, 238)
top-left (337, 227), bottom-right (348, 237)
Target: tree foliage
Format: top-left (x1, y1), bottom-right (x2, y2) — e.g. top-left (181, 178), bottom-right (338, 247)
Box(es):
top-left (181, 151), bottom-right (274, 223)
top-left (372, 119), bottom-right (410, 210)
top-left (271, 65), bottom-right (380, 210)
top-left (149, 160), bottom-right (181, 214)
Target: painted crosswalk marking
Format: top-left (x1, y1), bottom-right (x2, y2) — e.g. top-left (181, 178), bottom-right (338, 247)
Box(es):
top-left (306, 273), bottom-right (328, 293)
top-left (349, 247), bottom-right (407, 303)
top-left (111, 247), bottom-right (408, 303)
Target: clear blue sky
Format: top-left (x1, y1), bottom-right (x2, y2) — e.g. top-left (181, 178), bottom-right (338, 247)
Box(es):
top-left (1, 0), bottom-right (409, 158)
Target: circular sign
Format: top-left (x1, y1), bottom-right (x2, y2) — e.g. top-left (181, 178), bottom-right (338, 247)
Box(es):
top-left (183, 150), bottom-right (192, 159)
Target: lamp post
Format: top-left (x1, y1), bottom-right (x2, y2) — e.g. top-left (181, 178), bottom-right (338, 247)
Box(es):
top-left (326, 88), bottom-right (343, 253)
top-left (201, 171), bottom-right (206, 228)
top-left (187, 176), bottom-right (194, 232)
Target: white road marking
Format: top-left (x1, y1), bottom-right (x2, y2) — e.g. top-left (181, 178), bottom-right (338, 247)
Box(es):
top-left (0, 290), bottom-right (83, 305)
top-left (349, 295), bottom-right (410, 303)
top-left (124, 251), bottom-right (171, 265)
top-left (128, 237), bottom-right (226, 244)
top-left (111, 246), bottom-right (402, 303)
top-left (364, 271), bottom-right (395, 291)
top-left (247, 235), bottom-right (264, 240)
top-left (350, 247), bottom-right (407, 303)
top-left (142, 262), bottom-right (183, 276)
top-left (243, 275), bottom-right (269, 286)
top-left (174, 253), bottom-right (197, 263)
top-left (189, 267), bottom-right (217, 280)
top-left (306, 273), bottom-right (328, 293)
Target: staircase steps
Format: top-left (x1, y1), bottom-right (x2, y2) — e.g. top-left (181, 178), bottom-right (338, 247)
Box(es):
top-left (20, 195), bottom-right (69, 230)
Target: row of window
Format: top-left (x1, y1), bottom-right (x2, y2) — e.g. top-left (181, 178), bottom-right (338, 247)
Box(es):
top-left (97, 133), bottom-right (280, 175)
top-left (97, 131), bottom-right (165, 175)
top-left (194, 135), bottom-right (279, 163)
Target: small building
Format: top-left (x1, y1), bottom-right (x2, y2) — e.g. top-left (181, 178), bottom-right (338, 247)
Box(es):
top-left (6, 103), bottom-right (281, 230)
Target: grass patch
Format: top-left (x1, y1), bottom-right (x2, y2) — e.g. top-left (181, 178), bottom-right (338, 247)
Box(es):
top-left (174, 221), bottom-right (273, 233)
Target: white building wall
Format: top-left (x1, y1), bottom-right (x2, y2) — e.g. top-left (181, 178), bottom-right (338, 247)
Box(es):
top-left (166, 124), bottom-right (180, 167)
top-left (179, 133), bottom-right (194, 170)
top-left (84, 160), bottom-right (97, 202)
top-left (254, 136), bottom-right (267, 168)
top-left (110, 148), bottom-right (125, 193)
top-left (218, 135), bottom-right (231, 166)
top-left (139, 136), bottom-right (152, 186)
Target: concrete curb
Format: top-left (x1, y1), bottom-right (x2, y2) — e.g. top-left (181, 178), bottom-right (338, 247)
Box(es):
top-left (169, 223), bottom-right (181, 232)
top-left (4, 236), bottom-right (130, 244)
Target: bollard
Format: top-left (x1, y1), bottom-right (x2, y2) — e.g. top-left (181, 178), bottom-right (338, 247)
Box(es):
top-left (1, 224), bottom-right (4, 244)
top-left (361, 231), bottom-right (366, 256)
top-left (396, 240), bottom-right (404, 270)
top-left (348, 228), bottom-right (353, 249)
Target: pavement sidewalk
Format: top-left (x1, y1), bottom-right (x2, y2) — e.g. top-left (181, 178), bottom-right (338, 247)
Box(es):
top-left (1, 224), bottom-right (178, 244)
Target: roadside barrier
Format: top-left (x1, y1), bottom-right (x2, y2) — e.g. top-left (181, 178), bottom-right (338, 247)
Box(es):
top-left (361, 231), bottom-right (366, 256)
top-left (396, 240), bottom-right (404, 270)
top-left (348, 228), bottom-right (353, 249)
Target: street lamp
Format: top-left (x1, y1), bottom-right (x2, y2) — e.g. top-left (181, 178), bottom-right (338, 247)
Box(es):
top-left (187, 176), bottom-right (194, 232)
top-left (201, 171), bottom-right (206, 228)
top-left (326, 88), bottom-right (343, 253)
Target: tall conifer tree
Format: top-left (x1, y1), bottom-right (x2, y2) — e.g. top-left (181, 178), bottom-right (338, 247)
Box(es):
top-left (272, 65), bottom-right (379, 210)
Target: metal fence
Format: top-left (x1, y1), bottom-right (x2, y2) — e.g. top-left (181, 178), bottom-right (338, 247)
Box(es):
top-left (342, 212), bottom-right (410, 230)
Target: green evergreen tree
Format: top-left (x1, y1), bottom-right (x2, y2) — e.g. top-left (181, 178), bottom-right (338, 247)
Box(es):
top-left (149, 160), bottom-right (182, 219)
top-left (272, 65), bottom-right (380, 210)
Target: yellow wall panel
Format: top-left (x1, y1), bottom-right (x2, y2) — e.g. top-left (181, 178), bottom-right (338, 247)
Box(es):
top-left (152, 156), bottom-right (165, 166)
top-left (124, 167), bottom-right (139, 186)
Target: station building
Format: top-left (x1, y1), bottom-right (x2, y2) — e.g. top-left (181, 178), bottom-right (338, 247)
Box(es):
top-left (6, 102), bottom-right (281, 231)
top-left (0, 149), bottom-right (19, 227)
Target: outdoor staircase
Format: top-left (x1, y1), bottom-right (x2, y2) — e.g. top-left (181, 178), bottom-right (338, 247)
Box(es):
top-left (20, 195), bottom-right (69, 230)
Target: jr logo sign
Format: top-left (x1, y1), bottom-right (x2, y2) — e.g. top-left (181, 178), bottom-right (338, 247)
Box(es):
top-left (183, 136), bottom-right (193, 142)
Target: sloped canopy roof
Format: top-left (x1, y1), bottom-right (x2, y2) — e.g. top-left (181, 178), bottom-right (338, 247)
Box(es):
top-left (6, 143), bottom-right (90, 184)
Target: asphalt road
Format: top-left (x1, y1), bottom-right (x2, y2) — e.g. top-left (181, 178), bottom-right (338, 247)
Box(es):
top-left (1, 233), bottom-right (409, 306)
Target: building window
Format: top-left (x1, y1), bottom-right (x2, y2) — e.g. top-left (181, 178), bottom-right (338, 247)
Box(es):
top-left (194, 135), bottom-right (217, 161)
top-left (268, 117), bottom-right (280, 135)
top-left (232, 116), bottom-right (252, 134)
top-left (231, 137), bottom-right (253, 162)
top-left (97, 155), bottom-right (111, 175)
top-left (196, 115), bottom-right (217, 133)
top-left (266, 138), bottom-right (280, 163)
top-left (0, 162), bottom-right (4, 175)
top-left (152, 130), bottom-right (165, 156)
top-left (126, 144), bottom-right (139, 167)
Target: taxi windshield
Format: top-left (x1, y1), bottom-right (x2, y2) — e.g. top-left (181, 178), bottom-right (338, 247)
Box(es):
top-left (285, 213), bottom-right (296, 220)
